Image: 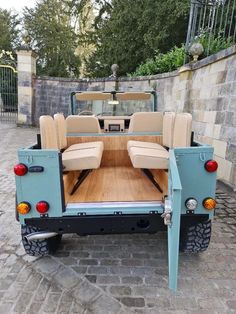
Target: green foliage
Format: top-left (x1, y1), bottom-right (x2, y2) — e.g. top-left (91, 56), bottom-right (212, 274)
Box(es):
top-left (131, 45), bottom-right (185, 76)
top-left (131, 31), bottom-right (235, 77)
top-left (194, 31), bottom-right (235, 57)
top-left (0, 9), bottom-right (20, 52)
top-left (86, 0), bottom-right (190, 77)
top-left (23, 0), bottom-right (86, 77)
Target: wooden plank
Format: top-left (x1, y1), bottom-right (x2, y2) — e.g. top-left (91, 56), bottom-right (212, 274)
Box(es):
top-left (65, 167), bottom-right (163, 203)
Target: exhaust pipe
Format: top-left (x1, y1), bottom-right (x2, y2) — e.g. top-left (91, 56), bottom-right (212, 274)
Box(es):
top-left (25, 231), bottom-right (58, 242)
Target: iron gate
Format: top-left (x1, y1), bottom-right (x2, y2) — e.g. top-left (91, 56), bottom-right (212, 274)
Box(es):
top-left (0, 64), bottom-right (18, 123)
top-left (186, 0), bottom-right (236, 56)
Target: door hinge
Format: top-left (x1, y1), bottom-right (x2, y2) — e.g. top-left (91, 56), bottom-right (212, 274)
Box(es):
top-left (161, 199), bottom-right (172, 226)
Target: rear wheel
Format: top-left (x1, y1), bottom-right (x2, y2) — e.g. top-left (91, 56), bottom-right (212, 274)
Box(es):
top-left (21, 225), bottom-right (62, 256)
top-left (180, 220), bottom-right (212, 253)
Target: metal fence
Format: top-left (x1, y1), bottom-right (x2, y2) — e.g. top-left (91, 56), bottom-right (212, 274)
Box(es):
top-left (186, 0), bottom-right (236, 55)
top-left (0, 65), bottom-right (18, 123)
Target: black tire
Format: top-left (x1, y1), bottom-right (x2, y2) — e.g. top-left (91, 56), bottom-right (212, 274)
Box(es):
top-left (180, 220), bottom-right (211, 253)
top-left (21, 225), bottom-right (62, 256)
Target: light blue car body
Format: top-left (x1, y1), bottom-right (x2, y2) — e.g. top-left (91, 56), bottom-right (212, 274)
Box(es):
top-left (15, 131), bottom-right (216, 291)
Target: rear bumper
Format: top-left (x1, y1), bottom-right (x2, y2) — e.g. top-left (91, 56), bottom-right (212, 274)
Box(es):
top-left (24, 214), bottom-right (210, 236)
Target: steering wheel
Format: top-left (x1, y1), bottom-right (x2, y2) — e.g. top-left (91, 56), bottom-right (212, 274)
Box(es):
top-left (96, 111), bottom-right (113, 117)
top-left (77, 110), bottom-right (94, 116)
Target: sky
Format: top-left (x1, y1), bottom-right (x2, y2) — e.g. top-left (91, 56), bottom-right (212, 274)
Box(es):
top-left (0, 0), bottom-right (36, 12)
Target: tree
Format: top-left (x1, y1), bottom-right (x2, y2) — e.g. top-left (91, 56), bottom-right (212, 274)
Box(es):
top-left (0, 9), bottom-right (20, 52)
top-left (86, 0), bottom-right (190, 77)
top-left (23, 0), bottom-right (89, 77)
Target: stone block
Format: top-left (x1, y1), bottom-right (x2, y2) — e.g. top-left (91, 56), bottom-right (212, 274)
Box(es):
top-left (226, 144), bottom-right (236, 164)
top-left (213, 124), bottom-right (221, 139)
top-left (231, 82), bottom-right (236, 96)
top-left (72, 280), bottom-right (101, 306)
top-left (203, 111), bottom-right (216, 123)
top-left (215, 111), bottom-right (225, 124)
top-left (110, 286), bottom-right (132, 296)
top-left (209, 59), bottom-right (226, 73)
top-left (213, 139), bottom-right (227, 158)
top-left (225, 112), bottom-right (236, 127)
top-left (204, 123), bottom-right (214, 137)
top-left (53, 267), bottom-right (80, 290)
top-left (218, 83), bottom-right (232, 97)
top-left (89, 294), bottom-right (121, 313)
top-left (201, 136), bottom-right (213, 145)
top-left (17, 113), bottom-right (27, 124)
top-left (216, 97), bottom-right (229, 111)
top-left (214, 156), bottom-right (232, 182)
top-left (216, 70), bottom-right (227, 84)
top-left (18, 86), bottom-right (33, 98)
top-left (228, 96), bottom-right (236, 111)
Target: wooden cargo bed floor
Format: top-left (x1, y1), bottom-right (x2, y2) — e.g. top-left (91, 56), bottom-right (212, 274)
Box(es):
top-left (65, 167), bottom-right (163, 203)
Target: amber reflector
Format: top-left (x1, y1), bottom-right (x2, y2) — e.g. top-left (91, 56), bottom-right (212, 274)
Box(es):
top-left (203, 198), bottom-right (216, 210)
top-left (17, 202), bottom-right (31, 215)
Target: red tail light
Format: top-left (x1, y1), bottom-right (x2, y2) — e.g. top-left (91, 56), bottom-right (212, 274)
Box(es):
top-left (205, 160), bottom-right (218, 173)
top-left (14, 163), bottom-right (28, 176)
top-left (36, 201), bottom-right (49, 214)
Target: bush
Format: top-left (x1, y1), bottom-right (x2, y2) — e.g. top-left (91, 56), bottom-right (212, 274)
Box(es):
top-left (131, 45), bottom-right (185, 76)
top-left (194, 31), bottom-right (235, 57)
top-left (130, 32), bottom-right (235, 77)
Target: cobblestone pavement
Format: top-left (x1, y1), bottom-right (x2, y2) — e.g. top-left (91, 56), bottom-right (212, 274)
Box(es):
top-left (0, 122), bottom-right (236, 314)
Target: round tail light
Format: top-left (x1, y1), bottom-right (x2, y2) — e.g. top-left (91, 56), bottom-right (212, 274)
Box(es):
top-left (17, 202), bottom-right (31, 215)
top-left (205, 160), bottom-right (218, 172)
top-left (203, 198), bottom-right (216, 210)
top-left (36, 201), bottom-right (49, 214)
top-left (14, 164), bottom-right (28, 176)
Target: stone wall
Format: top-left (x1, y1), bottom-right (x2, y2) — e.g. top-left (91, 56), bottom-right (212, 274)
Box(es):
top-left (32, 46), bottom-right (236, 188)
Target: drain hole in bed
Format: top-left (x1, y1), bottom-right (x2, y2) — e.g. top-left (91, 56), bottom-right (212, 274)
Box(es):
top-left (137, 219), bottom-right (150, 229)
top-left (100, 228), bottom-right (104, 232)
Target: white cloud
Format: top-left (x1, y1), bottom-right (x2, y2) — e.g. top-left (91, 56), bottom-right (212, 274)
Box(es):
top-left (0, 0), bottom-right (36, 13)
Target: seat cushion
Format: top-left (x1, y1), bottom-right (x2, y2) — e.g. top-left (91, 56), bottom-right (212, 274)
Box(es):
top-left (129, 147), bottom-right (169, 169)
top-left (65, 141), bottom-right (104, 153)
top-left (127, 140), bottom-right (166, 152)
top-left (62, 146), bottom-right (103, 171)
top-left (63, 141), bottom-right (103, 171)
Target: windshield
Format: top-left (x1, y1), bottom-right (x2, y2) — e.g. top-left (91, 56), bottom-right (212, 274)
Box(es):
top-left (71, 92), bottom-right (155, 116)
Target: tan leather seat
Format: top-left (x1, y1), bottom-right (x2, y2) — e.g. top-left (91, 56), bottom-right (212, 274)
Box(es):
top-left (66, 115), bottom-right (101, 133)
top-left (128, 112), bottom-right (192, 169)
top-left (40, 115), bottom-right (103, 171)
top-left (128, 112), bottom-right (163, 133)
top-left (129, 147), bottom-right (169, 169)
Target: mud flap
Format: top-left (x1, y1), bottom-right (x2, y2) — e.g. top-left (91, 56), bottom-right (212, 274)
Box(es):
top-left (167, 150), bottom-right (182, 291)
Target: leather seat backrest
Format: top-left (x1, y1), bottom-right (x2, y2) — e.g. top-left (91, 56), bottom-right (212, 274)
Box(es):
top-left (54, 113), bottom-right (67, 150)
top-left (162, 112), bottom-right (175, 149)
top-left (39, 116), bottom-right (58, 149)
top-left (173, 113), bottom-right (192, 148)
top-left (128, 112), bottom-right (163, 133)
top-left (66, 116), bottom-right (101, 133)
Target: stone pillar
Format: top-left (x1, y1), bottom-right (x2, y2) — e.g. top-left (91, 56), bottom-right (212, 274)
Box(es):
top-left (16, 50), bottom-right (37, 126)
top-left (177, 65), bottom-right (193, 112)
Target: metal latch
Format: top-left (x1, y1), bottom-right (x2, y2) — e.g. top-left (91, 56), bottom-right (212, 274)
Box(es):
top-left (161, 199), bottom-right (172, 226)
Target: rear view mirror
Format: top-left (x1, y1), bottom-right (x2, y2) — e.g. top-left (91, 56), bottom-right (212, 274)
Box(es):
top-left (108, 100), bottom-right (119, 105)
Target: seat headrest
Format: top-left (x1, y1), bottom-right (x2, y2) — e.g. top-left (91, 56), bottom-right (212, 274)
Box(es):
top-left (162, 112), bottom-right (175, 148)
top-left (66, 115), bottom-right (101, 133)
top-left (173, 113), bottom-right (192, 148)
top-left (54, 113), bottom-right (67, 149)
top-left (128, 112), bottom-right (163, 133)
top-left (39, 115), bottom-right (58, 149)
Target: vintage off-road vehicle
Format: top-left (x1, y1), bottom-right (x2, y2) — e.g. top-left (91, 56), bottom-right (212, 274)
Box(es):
top-left (14, 91), bottom-right (217, 290)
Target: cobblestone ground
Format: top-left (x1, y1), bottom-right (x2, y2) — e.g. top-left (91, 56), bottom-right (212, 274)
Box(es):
top-left (0, 122), bottom-right (236, 314)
